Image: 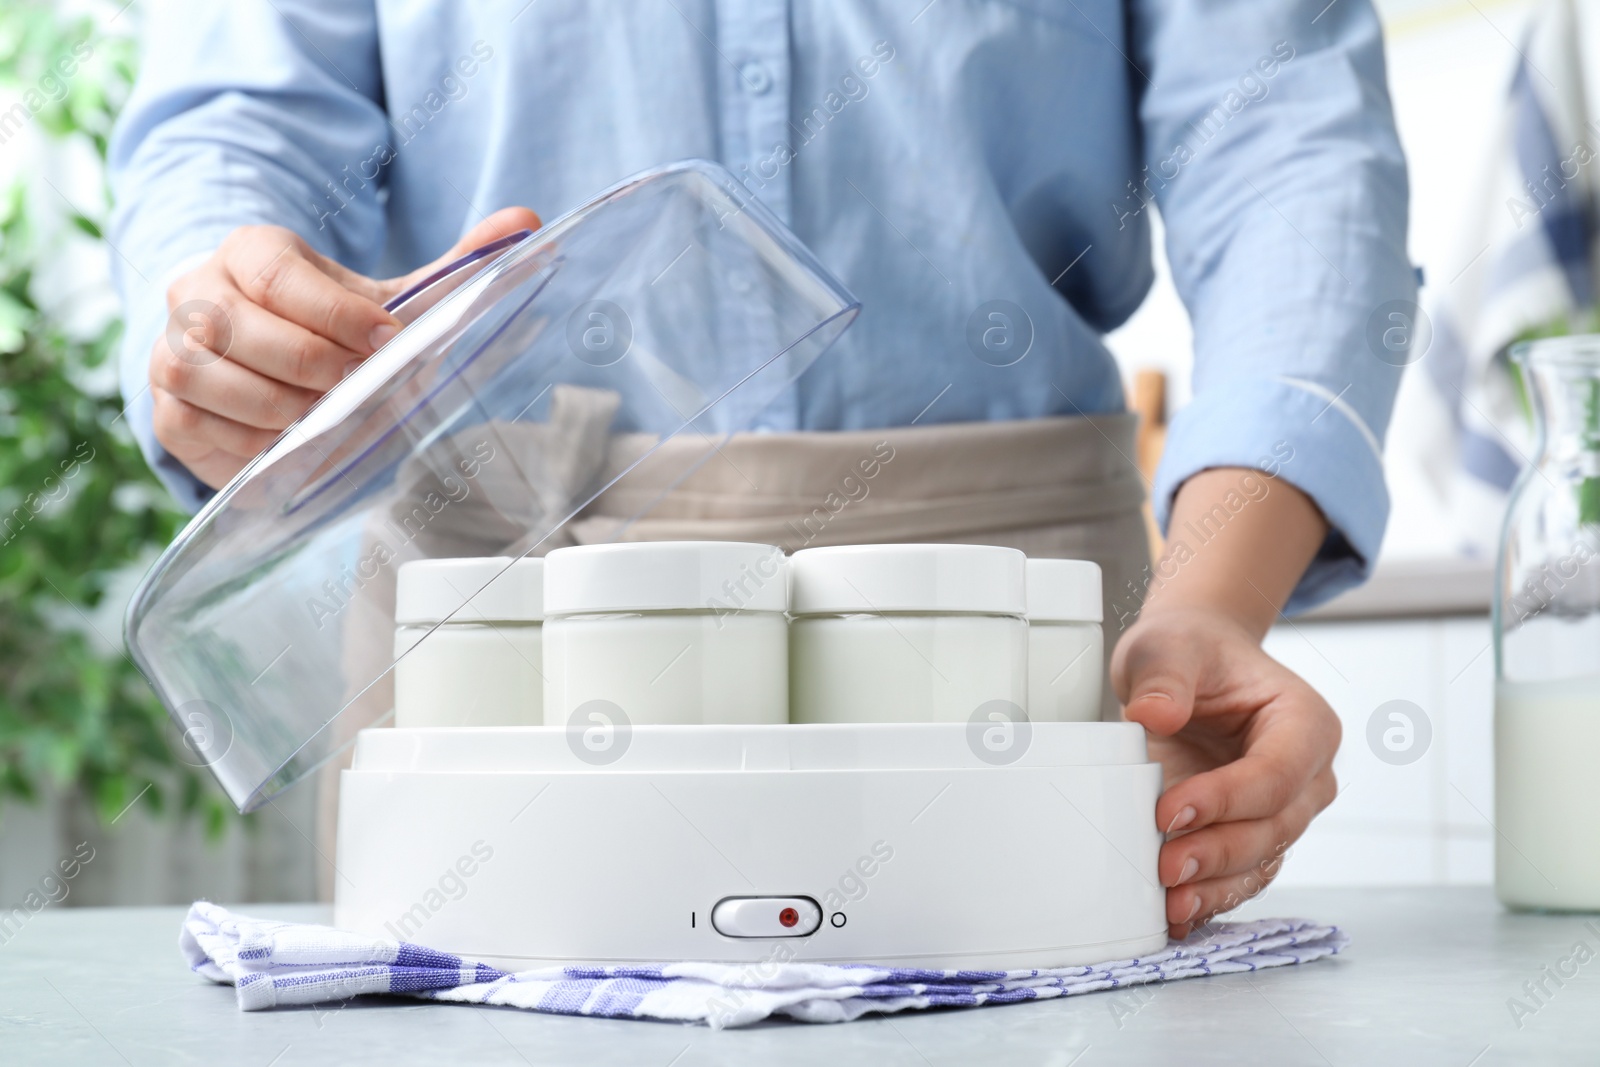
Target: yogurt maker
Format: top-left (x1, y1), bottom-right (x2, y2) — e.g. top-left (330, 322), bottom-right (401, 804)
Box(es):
top-left (337, 722), bottom-right (1163, 969)
top-left (125, 160), bottom-right (1167, 969)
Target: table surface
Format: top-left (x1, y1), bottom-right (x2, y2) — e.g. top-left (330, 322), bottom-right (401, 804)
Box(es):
top-left (3, 887), bottom-right (1598, 1065)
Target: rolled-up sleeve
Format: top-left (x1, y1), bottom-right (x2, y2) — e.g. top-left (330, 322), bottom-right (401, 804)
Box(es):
top-left (109, 0), bottom-right (388, 511)
top-left (1129, 0), bottom-right (1413, 612)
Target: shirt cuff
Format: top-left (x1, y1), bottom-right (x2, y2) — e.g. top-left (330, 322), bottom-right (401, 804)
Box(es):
top-left (119, 386), bottom-right (213, 512)
top-left (1151, 376), bottom-right (1389, 614)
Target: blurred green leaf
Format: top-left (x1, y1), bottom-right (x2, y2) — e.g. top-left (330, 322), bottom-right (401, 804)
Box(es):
top-left (0, 1), bottom-right (233, 839)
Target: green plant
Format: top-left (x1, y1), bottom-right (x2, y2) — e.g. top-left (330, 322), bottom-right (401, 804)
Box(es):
top-left (1509, 311), bottom-right (1600, 527)
top-left (0, 3), bottom-right (229, 836)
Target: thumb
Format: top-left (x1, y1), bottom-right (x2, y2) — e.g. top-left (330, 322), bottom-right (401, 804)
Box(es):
top-left (1111, 623), bottom-right (1203, 736)
top-left (379, 206), bottom-right (542, 301)
top-left (436, 206), bottom-right (543, 265)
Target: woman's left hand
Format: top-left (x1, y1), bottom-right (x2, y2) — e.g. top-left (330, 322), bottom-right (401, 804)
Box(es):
top-left (1108, 465), bottom-right (1344, 939)
top-left (1112, 603), bottom-right (1341, 939)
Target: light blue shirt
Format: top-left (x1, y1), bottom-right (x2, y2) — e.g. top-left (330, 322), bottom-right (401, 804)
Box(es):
top-left (109, 0), bottom-right (1412, 611)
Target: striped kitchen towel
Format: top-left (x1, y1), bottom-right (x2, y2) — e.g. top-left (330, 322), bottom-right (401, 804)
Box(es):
top-left (179, 901), bottom-right (1347, 1028)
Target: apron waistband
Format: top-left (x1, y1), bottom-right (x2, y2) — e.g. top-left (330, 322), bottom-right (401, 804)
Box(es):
top-left (574, 413), bottom-right (1146, 549)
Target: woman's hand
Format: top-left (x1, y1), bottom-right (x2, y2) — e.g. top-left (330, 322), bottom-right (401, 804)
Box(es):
top-left (1111, 466), bottom-right (1340, 939)
top-left (150, 207), bottom-right (540, 488)
top-left (1112, 604), bottom-right (1340, 939)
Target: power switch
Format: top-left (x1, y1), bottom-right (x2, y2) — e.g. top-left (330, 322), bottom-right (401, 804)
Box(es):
top-left (710, 896), bottom-right (822, 938)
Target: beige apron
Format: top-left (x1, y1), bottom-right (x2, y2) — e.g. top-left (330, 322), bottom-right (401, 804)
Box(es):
top-left (313, 411), bottom-right (1151, 899)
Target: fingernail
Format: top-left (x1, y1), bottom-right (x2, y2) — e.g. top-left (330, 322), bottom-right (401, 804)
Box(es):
top-left (1175, 857), bottom-right (1199, 886)
top-left (1166, 806), bottom-right (1197, 834)
top-left (368, 323), bottom-right (398, 351)
top-left (1184, 896), bottom-right (1202, 922)
top-left (343, 360), bottom-right (364, 379)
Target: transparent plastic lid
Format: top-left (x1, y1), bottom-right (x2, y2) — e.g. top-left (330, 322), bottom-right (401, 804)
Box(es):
top-left (124, 160), bottom-right (859, 812)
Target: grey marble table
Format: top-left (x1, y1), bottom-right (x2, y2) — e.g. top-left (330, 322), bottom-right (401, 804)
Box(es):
top-left (2, 887), bottom-right (1597, 1065)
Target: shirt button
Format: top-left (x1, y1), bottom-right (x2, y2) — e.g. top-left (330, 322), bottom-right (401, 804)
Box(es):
top-left (739, 60), bottom-right (773, 95)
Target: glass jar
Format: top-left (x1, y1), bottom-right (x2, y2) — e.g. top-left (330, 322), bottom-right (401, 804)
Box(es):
top-left (542, 542), bottom-right (788, 726)
top-left (1026, 559), bottom-right (1104, 722)
top-left (789, 545), bottom-right (1028, 723)
top-left (393, 558), bottom-right (544, 728)
top-left (1494, 336), bottom-right (1600, 910)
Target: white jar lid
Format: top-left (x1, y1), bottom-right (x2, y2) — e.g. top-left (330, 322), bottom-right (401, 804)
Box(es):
top-left (543, 541), bottom-right (787, 615)
top-left (1026, 558), bottom-right (1103, 622)
top-left (789, 544), bottom-right (1026, 615)
top-left (395, 557), bottom-right (544, 624)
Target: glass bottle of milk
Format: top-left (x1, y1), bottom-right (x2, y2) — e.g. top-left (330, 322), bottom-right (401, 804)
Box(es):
top-left (1494, 336), bottom-right (1600, 911)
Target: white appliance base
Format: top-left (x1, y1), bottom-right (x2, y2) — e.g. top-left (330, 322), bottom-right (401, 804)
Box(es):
top-left (334, 724), bottom-right (1168, 970)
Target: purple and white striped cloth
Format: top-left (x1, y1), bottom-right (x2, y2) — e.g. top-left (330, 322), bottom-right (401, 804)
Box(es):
top-left (179, 902), bottom-right (1347, 1028)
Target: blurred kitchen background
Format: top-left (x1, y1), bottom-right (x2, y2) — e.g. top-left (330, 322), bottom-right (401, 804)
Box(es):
top-left (0, 0), bottom-right (1591, 905)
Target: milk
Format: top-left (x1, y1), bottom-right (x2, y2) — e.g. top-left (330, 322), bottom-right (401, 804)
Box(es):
top-left (1494, 676), bottom-right (1600, 910)
top-left (1027, 621), bottom-right (1103, 722)
top-left (392, 557), bottom-right (544, 728)
top-left (394, 623), bottom-right (542, 728)
top-left (544, 612), bottom-right (788, 726)
top-left (790, 614), bottom-right (1028, 724)
top-left (787, 544), bottom-right (1030, 725)
top-left (541, 541), bottom-right (790, 727)
top-left (1024, 558), bottom-right (1104, 721)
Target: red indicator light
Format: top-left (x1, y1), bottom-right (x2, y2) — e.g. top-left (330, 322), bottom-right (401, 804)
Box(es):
top-left (778, 907), bottom-right (799, 928)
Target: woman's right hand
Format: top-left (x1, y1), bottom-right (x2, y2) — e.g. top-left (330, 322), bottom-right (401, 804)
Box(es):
top-left (149, 208), bottom-right (540, 488)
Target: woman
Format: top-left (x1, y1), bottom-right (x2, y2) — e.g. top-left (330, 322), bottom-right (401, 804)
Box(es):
top-left (109, 0), bottom-right (1410, 937)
